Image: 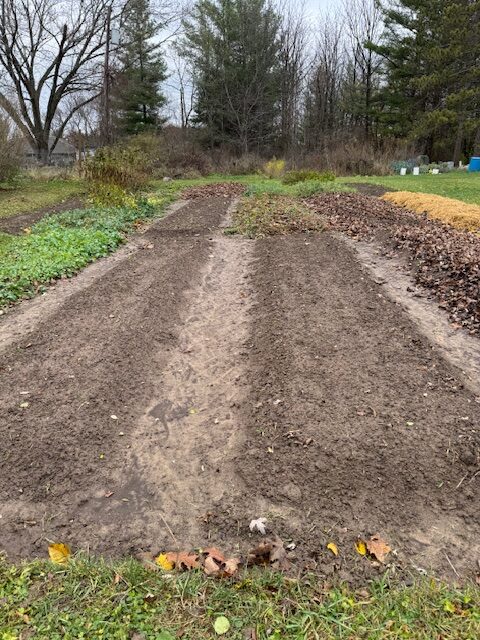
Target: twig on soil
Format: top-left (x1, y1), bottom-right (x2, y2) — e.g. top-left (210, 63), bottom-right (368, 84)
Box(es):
top-left (455, 473), bottom-right (469, 489)
top-left (468, 469), bottom-right (480, 484)
top-left (160, 513), bottom-right (179, 549)
top-left (444, 552), bottom-right (460, 579)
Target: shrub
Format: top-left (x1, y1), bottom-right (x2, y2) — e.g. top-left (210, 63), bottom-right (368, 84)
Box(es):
top-left (262, 158), bottom-right (286, 179)
top-left (282, 169), bottom-right (336, 185)
top-left (88, 182), bottom-right (138, 208)
top-left (83, 144), bottom-right (149, 191)
top-left (0, 116), bottom-right (22, 182)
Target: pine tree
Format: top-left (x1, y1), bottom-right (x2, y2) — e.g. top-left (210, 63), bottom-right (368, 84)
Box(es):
top-left (181, 0), bottom-right (282, 153)
top-left (374, 1), bottom-right (480, 160)
top-left (115, 0), bottom-right (167, 135)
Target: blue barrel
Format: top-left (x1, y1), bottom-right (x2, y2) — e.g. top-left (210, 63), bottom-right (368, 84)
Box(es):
top-left (468, 157), bottom-right (480, 171)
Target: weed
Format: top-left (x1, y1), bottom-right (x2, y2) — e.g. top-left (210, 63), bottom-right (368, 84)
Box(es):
top-left (230, 194), bottom-right (323, 238)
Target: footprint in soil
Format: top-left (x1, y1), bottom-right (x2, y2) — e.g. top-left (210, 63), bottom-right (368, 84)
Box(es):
top-left (149, 399), bottom-right (194, 440)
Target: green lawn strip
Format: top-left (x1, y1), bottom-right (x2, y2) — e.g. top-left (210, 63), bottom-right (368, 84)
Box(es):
top-left (341, 173), bottom-right (480, 205)
top-left (0, 192), bottom-right (175, 307)
top-left (0, 179), bottom-right (85, 219)
top-left (0, 556), bottom-right (478, 639)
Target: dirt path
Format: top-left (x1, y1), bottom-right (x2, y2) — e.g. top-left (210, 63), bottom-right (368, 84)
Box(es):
top-left (0, 197), bottom-right (84, 235)
top-left (1, 197), bottom-right (479, 582)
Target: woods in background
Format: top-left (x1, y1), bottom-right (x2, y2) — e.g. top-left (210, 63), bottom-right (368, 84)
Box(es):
top-left (0, 0), bottom-right (479, 169)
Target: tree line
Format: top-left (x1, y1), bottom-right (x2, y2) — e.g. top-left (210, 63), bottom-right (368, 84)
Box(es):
top-left (0, 0), bottom-right (479, 164)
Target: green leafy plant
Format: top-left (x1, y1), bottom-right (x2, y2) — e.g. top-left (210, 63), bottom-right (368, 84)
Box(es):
top-left (0, 200), bottom-right (157, 306)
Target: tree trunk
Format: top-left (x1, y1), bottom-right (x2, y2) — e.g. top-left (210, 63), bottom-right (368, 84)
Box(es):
top-left (37, 141), bottom-right (50, 165)
top-left (473, 124), bottom-right (480, 156)
top-left (453, 118), bottom-right (464, 166)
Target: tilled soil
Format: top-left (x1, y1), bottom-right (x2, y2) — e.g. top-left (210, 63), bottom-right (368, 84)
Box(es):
top-left (1, 195), bottom-right (479, 583)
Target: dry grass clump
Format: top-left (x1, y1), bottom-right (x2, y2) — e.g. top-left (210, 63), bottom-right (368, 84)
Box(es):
top-left (230, 193), bottom-right (323, 238)
top-left (382, 191), bottom-right (480, 232)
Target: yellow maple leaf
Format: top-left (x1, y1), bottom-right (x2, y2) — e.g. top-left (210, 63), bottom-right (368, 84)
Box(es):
top-left (155, 553), bottom-right (174, 571)
top-left (356, 540), bottom-right (367, 556)
top-left (48, 543), bottom-right (71, 564)
top-left (327, 542), bottom-right (338, 556)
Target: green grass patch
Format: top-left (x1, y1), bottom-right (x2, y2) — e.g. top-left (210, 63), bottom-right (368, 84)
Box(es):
top-left (342, 173), bottom-right (480, 205)
top-left (0, 556), bottom-right (479, 639)
top-left (0, 195), bottom-right (174, 306)
top-left (0, 178), bottom-right (85, 219)
top-left (229, 193), bottom-right (323, 238)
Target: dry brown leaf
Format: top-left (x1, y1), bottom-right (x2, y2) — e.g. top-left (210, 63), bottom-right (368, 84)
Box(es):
top-left (204, 555), bottom-right (221, 576)
top-left (222, 557), bottom-right (241, 576)
top-left (248, 535), bottom-right (290, 571)
top-left (270, 535), bottom-right (291, 571)
top-left (165, 551), bottom-right (199, 571)
top-left (203, 547), bottom-right (226, 563)
top-left (366, 534), bottom-right (391, 563)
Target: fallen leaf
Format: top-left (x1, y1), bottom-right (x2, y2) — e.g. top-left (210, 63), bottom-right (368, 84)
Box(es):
top-left (164, 551), bottom-right (199, 571)
top-left (222, 557), bottom-right (241, 577)
top-left (249, 517), bottom-right (267, 535)
top-left (156, 553), bottom-right (174, 571)
top-left (366, 535), bottom-right (391, 563)
top-left (327, 542), bottom-right (339, 556)
top-left (214, 616), bottom-right (230, 635)
top-left (244, 628), bottom-right (257, 640)
top-left (204, 556), bottom-right (220, 576)
top-left (204, 547), bottom-right (225, 563)
top-left (356, 540), bottom-right (367, 556)
top-left (48, 542), bottom-right (71, 564)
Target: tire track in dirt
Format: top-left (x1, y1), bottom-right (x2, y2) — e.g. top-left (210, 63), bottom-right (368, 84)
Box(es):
top-left (120, 201), bottom-right (254, 550)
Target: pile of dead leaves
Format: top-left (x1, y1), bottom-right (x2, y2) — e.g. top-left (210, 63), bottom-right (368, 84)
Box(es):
top-left (181, 183), bottom-right (246, 200)
top-left (306, 192), bottom-right (480, 335)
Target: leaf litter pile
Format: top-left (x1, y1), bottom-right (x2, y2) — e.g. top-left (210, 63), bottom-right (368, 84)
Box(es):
top-left (306, 192), bottom-right (480, 335)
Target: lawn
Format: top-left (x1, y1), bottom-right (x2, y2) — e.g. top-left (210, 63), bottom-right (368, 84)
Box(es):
top-left (0, 556), bottom-right (479, 639)
top-left (343, 172), bottom-right (480, 204)
top-left (0, 178), bottom-right (85, 219)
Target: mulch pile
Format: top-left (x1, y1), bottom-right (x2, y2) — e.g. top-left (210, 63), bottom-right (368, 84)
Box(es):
top-left (306, 192), bottom-right (480, 335)
top-left (181, 182), bottom-right (246, 200)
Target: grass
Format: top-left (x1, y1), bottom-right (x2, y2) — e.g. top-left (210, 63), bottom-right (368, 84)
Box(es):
top-left (342, 173), bottom-right (480, 205)
top-left (0, 178), bottom-right (85, 219)
top-left (0, 556), bottom-right (479, 639)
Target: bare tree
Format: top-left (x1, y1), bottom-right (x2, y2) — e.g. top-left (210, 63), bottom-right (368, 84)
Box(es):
top-left (342, 0), bottom-right (383, 139)
top-left (278, 0), bottom-right (309, 155)
top-left (0, 0), bottom-right (111, 163)
top-left (303, 12), bottom-right (345, 149)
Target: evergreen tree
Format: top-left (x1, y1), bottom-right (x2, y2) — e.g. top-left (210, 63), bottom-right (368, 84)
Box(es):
top-left (374, 1), bottom-right (480, 160)
top-left (115, 0), bottom-right (167, 135)
top-left (181, 0), bottom-right (282, 153)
